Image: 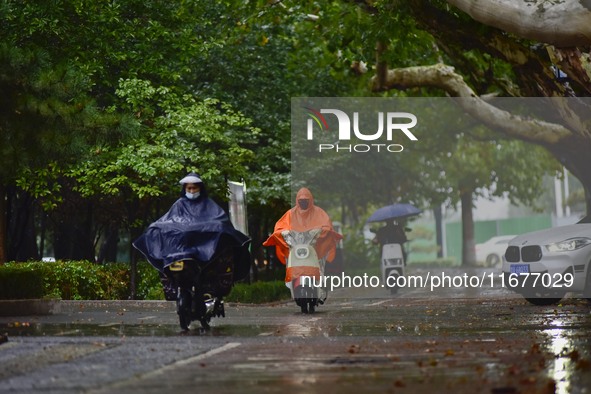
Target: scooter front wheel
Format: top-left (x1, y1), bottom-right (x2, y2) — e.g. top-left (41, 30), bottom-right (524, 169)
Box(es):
top-left (295, 285), bottom-right (317, 314)
top-left (177, 289), bottom-right (192, 331)
top-left (296, 299), bottom-right (317, 314)
top-left (299, 301), bottom-right (308, 314)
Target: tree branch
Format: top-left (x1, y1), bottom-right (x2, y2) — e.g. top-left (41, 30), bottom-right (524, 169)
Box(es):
top-left (407, 0), bottom-right (574, 96)
top-left (446, 0), bottom-right (591, 47)
top-left (371, 63), bottom-right (573, 144)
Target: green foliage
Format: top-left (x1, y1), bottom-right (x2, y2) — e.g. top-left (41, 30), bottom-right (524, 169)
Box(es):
top-left (0, 261), bottom-right (292, 303)
top-left (135, 261), bottom-right (165, 301)
top-left (342, 224), bottom-right (379, 273)
top-left (0, 266), bottom-right (45, 299)
top-left (69, 82), bottom-right (258, 201)
top-left (407, 224), bottom-right (439, 256)
top-left (225, 280), bottom-right (291, 304)
top-left (1, 0), bottom-right (570, 267)
top-left (2, 261), bottom-right (130, 300)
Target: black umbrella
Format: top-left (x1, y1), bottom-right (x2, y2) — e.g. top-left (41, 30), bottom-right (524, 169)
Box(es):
top-left (366, 203), bottom-right (422, 223)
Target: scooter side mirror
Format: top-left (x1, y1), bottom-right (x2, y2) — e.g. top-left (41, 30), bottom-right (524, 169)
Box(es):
top-left (281, 230), bottom-right (295, 246)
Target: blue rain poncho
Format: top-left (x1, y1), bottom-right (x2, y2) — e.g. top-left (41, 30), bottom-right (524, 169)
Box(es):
top-left (133, 193), bottom-right (250, 280)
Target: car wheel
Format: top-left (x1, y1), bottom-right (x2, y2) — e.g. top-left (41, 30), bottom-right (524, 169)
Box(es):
top-left (524, 297), bottom-right (563, 306)
top-left (583, 263), bottom-right (591, 300)
top-left (486, 254), bottom-right (500, 267)
top-left (523, 288), bottom-right (565, 306)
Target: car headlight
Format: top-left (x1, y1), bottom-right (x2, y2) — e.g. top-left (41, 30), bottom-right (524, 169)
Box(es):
top-left (545, 237), bottom-right (591, 252)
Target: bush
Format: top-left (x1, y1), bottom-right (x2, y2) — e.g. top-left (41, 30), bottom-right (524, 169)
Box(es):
top-left (0, 265), bottom-right (45, 299)
top-left (135, 261), bottom-right (165, 300)
top-left (342, 226), bottom-right (379, 274)
top-left (0, 261), bottom-right (292, 303)
top-left (226, 280), bottom-right (290, 304)
top-left (1, 261), bottom-right (130, 300)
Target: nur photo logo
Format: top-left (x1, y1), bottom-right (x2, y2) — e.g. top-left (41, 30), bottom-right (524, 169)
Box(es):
top-left (304, 107), bottom-right (418, 153)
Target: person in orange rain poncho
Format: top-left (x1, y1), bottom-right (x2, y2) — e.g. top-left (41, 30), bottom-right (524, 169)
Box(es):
top-left (263, 187), bottom-right (342, 279)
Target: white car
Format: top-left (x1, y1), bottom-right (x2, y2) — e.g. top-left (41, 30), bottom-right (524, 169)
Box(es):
top-left (501, 215), bottom-right (591, 305)
top-left (475, 235), bottom-right (516, 267)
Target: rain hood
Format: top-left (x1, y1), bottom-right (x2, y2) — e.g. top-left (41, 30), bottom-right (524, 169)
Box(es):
top-left (263, 187), bottom-right (342, 264)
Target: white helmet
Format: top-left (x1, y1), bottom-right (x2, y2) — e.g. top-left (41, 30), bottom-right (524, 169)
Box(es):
top-left (179, 173), bottom-right (203, 185)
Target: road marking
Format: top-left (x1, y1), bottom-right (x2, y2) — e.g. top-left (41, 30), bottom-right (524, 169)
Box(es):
top-left (160, 342), bottom-right (241, 369)
top-left (134, 342), bottom-right (242, 379)
top-left (90, 342), bottom-right (241, 393)
top-left (258, 331), bottom-right (274, 336)
top-left (367, 300), bottom-right (389, 307)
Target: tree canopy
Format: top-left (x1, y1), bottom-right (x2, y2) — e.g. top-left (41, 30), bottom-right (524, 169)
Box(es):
top-left (1, 0), bottom-right (587, 266)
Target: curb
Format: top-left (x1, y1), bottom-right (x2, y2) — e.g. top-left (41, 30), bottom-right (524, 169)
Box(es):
top-left (0, 299), bottom-right (177, 316)
top-left (0, 299), bottom-right (60, 316)
top-left (0, 299), bottom-right (291, 317)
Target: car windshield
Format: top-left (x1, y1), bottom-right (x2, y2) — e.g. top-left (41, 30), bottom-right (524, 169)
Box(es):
top-left (577, 215), bottom-right (591, 224)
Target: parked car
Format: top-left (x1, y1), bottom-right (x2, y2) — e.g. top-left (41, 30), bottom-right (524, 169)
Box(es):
top-left (501, 215), bottom-right (591, 305)
top-left (475, 235), bottom-right (516, 267)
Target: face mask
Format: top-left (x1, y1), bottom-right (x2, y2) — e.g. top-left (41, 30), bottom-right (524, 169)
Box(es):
top-left (298, 199), bottom-right (310, 210)
top-left (185, 191), bottom-right (200, 200)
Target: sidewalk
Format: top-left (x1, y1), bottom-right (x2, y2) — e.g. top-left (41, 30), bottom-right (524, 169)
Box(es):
top-left (0, 299), bottom-right (174, 316)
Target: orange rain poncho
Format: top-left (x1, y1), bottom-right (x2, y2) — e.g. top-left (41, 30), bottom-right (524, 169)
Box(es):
top-left (263, 187), bottom-right (342, 266)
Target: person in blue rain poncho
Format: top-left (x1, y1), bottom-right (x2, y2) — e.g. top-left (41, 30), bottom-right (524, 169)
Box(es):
top-left (133, 173), bottom-right (250, 300)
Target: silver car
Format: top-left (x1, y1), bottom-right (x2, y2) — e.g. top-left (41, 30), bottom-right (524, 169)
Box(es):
top-left (501, 215), bottom-right (591, 305)
top-left (475, 235), bottom-right (516, 267)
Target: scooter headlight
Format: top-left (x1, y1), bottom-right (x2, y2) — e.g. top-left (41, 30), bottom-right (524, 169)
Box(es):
top-left (295, 247), bottom-right (309, 259)
top-left (169, 261), bottom-right (184, 271)
top-left (384, 258), bottom-right (402, 266)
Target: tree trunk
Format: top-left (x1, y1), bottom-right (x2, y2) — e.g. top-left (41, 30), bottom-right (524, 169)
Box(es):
top-left (96, 224), bottom-right (120, 263)
top-left (460, 187), bottom-right (476, 266)
top-left (129, 240), bottom-right (137, 300)
top-left (0, 184), bottom-right (6, 265)
top-left (546, 141), bottom-right (591, 215)
top-left (127, 199), bottom-right (142, 300)
top-left (53, 202), bottom-right (95, 261)
top-left (433, 205), bottom-right (444, 259)
top-left (7, 189), bottom-right (39, 261)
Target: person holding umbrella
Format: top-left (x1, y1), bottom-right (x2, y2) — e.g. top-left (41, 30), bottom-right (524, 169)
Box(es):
top-left (367, 203), bottom-right (421, 264)
top-left (372, 219), bottom-right (409, 263)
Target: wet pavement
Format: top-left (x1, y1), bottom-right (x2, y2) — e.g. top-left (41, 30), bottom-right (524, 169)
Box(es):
top-left (1, 277), bottom-right (590, 393)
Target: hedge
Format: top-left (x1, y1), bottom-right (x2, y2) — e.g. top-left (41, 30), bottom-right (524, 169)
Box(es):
top-left (0, 261), bottom-right (290, 303)
top-left (0, 261), bottom-right (133, 300)
top-left (0, 266), bottom-right (45, 299)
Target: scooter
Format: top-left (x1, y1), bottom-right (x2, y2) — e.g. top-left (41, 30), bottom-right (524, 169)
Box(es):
top-left (281, 229), bottom-right (326, 314)
top-left (162, 243), bottom-right (246, 330)
top-left (381, 243), bottom-right (405, 295)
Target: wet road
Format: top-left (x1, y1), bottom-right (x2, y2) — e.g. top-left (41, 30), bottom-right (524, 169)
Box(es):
top-left (1, 274), bottom-right (590, 393)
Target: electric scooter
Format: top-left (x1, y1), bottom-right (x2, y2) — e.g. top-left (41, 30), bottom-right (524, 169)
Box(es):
top-left (281, 229), bottom-right (326, 314)
top-left (161, 237), bottom-right (250, 330)
top-left (381, 243), bottom-right (405, 295)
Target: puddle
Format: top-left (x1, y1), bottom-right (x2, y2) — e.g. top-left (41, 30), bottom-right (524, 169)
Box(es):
top-left (2, 322), bottom-right (278, 337)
